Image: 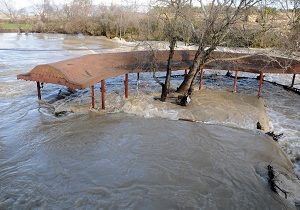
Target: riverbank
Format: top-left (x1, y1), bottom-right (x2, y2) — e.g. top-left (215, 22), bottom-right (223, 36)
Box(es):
top-left (0, 22), bottom-right (32, 33)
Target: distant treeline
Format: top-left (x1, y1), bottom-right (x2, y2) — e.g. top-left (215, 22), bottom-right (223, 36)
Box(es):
top-left (0, 0), bottom-right (299, 49)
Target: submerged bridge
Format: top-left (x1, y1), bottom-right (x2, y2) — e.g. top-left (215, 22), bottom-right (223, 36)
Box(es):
top-left (17, 50), bottom-right (300, 109)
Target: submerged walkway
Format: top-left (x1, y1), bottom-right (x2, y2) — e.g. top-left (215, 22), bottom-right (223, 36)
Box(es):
top-left (17, 50), bottom-right (300, 109)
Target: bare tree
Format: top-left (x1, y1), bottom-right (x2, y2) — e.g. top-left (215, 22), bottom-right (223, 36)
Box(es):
top-left (31, 0), bottom-right (53, 22)
top-left (176, 0), bottom-right (261, 94)
top-left (278, 0), bottom-right (300, 54)
top-left (154, 0), bottom-right (191, 101)
top-left (0, 0), bottom-right (19, 22)
top-left (63, 0), bottom-right (93, 34)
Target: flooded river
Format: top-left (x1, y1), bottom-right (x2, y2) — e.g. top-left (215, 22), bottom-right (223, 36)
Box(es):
top-left (0, 33), bottom-right (300, 209)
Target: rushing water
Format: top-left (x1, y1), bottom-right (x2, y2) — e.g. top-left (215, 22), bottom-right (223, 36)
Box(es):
top-left (0, 33), bottom-right (300, 209)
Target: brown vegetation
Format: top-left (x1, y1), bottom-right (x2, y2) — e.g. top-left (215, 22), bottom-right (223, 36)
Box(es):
top-left (0, 0), bottom-right (298, 47)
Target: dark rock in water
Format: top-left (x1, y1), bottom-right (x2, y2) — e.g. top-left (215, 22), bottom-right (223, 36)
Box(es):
top-left (267, 165), bottom-right (277, 194)
top-left (257, 74), bottom-right (265, 80)
top-left (295, 201), bottom-right (300, 210)
top-left (67, 88), bottom-right (77, 94)
top-left (54, 111), bottom-right (68, 117)
top-left (266, 131), bottom-right (283, 142)
top-left (56, 88), bottom-right (77, 100)
top-left (225, 71), bottom-right (232, 77)
top-left (178, 95), bottom-right (191, 106)
top-left (257, 122), bottom-right (262, 130)
top-left (56, 90), bottom-right (65, 100)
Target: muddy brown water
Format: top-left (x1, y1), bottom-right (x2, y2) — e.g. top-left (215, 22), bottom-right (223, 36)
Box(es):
top-left (0, 112), bottom-right (297, 209)
top-left (0, 33), bottom-right (300, 209)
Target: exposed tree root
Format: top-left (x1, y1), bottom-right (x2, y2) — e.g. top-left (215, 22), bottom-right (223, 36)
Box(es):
top-left (177, 94), bottom-right (191, 106)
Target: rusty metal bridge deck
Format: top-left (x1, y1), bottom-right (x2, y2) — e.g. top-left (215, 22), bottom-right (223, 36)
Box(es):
top-left (17, 50), bottom-right (300, 89)
top-left (17, 50), bottom-right (300, 109)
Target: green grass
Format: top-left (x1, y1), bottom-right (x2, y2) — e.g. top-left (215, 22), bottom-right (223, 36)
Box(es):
top-left (0, 22), bottom-right (32, 30)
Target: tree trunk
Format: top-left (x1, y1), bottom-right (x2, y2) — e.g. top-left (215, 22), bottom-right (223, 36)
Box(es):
top-left (177, 47), bottom-right (203, 93)
top-left (161, 37), bottom-right (176, 101)
top-left (177, 46), bottom-right (215, 94)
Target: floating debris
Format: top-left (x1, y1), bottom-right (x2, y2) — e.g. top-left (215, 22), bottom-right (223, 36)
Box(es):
top-left (178, 118), bottom-right (196, 122)
top-left (266, 131), bottom-right (284, 142)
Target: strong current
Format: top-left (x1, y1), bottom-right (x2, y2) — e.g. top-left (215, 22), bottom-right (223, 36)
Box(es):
top-left (0, 33), bottom-right (300, 209)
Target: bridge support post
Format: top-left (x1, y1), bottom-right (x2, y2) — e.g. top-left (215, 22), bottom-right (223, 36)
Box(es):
top-left (37, 82), bottom-right (41, 100)
top-left (291, 74), bottom-right (296, 87)
top-left (125, 74), bottom-right (129, 98)
top-left (185, 69), bottom-right (187, 75)
top-left (101, 80), bottom-right (105, 109)
top-left (233, 70), bottom-right (238, 93)
top-left (258, 72), bottom-right (264, 98)
top-left (91, 85), bottom-right (95, 109)
top-left (199, 68), bottom-right (204, 90)
top-left (137, 73), bottom-right (140, 81)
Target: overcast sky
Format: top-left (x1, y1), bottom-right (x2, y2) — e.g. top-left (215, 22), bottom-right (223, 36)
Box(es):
top-left (14, 0), bottom-right (151, 9)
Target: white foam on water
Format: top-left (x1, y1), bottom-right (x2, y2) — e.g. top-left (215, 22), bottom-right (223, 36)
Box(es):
top-left (202, 72), bottom-right (300, 178)
top-left (49, 85), bottom-right (270, 133)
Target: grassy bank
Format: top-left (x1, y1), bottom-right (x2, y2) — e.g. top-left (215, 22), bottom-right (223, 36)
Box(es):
top-left (0, 22), bottom-right (32, 32)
